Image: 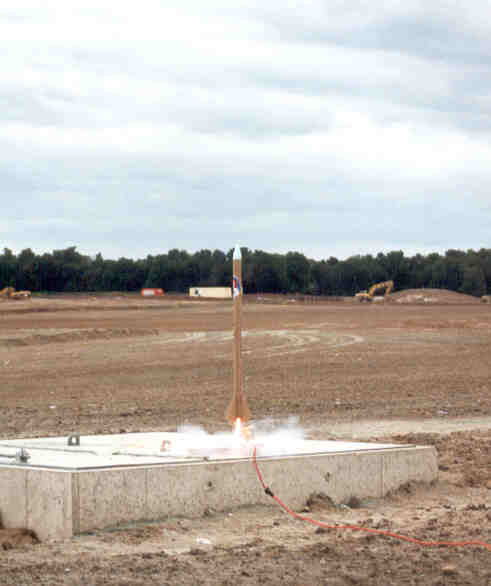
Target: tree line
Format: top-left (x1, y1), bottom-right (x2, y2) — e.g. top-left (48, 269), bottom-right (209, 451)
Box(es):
top-left (1, 246), bottom-right (490, 297)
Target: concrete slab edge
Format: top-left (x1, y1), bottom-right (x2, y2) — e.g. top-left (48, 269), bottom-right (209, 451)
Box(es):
top-left (0, 445), bottom-right (437, 541)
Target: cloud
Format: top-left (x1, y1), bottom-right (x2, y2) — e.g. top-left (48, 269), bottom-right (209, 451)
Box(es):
top-left (1, 1), bottom-right (490, 260)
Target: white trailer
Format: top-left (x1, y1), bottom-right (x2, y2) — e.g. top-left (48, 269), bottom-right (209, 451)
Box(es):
top-left (189, 287), bottom-right (232, 299)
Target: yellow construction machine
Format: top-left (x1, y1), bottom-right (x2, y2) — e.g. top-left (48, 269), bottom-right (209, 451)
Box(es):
top-left (0, 287), bottom-right (15, 298)
top-left (0, 287), bottom-right (31, 300)
top-left (355, 280), bottom-right (394, 302)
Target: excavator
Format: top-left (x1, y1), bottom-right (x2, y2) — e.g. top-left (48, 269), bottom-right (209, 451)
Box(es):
top-left (0, 286), bottom-right (31, 300)
top-left (355, 280), bottom-right (394, 302)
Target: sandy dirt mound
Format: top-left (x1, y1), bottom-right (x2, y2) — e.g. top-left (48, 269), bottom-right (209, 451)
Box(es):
top-left (391, 288), bottom-right (480, 304)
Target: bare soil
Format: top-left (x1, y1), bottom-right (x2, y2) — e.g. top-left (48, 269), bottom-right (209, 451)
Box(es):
top-left (0, 292), bottom-right (490, 585)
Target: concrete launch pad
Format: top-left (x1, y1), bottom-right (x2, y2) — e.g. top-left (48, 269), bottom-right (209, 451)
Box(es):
top-left (0, 432), bottom-right (437, 541)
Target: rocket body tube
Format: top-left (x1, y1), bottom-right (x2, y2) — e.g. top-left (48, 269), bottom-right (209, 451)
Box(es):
top-left (226, 246), bottom-right (251, 424)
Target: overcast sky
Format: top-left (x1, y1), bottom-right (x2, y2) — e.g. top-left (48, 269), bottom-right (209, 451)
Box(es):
top-left (2, 1), bottom-right (491, 261)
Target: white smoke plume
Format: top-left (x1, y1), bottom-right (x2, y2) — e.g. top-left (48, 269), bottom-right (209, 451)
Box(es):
top-left (162, 417), bottom-right (307, 459)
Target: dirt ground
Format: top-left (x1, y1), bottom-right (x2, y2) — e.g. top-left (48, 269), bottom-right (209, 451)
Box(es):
top-left (0, 292), bottom-right (490, 585)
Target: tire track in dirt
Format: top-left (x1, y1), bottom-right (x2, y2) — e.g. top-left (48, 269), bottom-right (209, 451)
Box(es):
top-left (146, 329), bottom-right (365, 358)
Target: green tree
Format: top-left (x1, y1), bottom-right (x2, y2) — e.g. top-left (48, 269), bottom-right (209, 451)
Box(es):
top-left (51, 247), bottom-right (89, 291)
top-left (16, 248), bottom-right (38, 291)
top-left (285, 252), bottom-right (310, 293)
top-left (250, 250), bottom-right (286, 293)
top-left (0, 248), bottom-right (16, 288)
top-left (81, 253), bottom-right (105, 291)
top-left (210, 249), bottom-right (228, 286)
top-left (461, 265), bottom-right (486, 296)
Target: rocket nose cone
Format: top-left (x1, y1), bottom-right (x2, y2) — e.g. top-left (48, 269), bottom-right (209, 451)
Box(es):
top-left (233, 246), bottom-right (241, 260)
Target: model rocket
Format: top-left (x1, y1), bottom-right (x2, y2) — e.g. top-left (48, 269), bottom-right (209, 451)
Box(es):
top-left (225, 245), bottom-right (252, 425)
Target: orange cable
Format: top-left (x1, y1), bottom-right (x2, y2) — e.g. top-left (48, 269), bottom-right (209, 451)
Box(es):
top-left (252, 447), bottom-right (491, 551)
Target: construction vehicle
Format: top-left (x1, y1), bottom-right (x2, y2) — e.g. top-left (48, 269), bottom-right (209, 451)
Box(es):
top-left (0, 287), bottom-right (15, 299)
top-left (481, 295), bottom-right (491, 304)
top-left (355, 280), bottom-right (394, 302)
top-left (0, 287), bottom-right (31, 300)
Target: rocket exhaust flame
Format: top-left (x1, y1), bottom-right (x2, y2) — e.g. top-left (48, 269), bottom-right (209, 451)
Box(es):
top-left (234, 417), bottom-right (242, 438)
top-left (233, 417), bottom-right (252, 442)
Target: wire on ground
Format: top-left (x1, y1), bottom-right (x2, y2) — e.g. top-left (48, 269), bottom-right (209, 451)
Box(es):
top-left (252, 446), bottom-right (490, 551)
